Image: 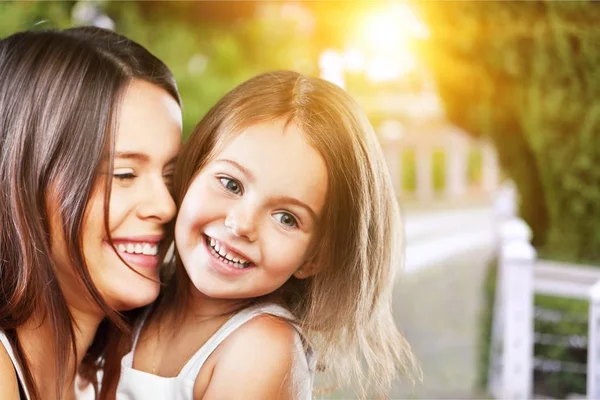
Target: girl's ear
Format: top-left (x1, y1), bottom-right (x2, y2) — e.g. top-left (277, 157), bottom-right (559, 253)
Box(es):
top-left (293, 262), bottom-right (320, 279)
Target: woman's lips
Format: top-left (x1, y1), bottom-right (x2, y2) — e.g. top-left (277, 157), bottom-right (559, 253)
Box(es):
top-left (105, 236), bottom-right (164, 269)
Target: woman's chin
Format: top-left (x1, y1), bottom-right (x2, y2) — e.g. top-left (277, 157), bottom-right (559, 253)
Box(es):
top-left (108, 281), bottom-right (161, 311)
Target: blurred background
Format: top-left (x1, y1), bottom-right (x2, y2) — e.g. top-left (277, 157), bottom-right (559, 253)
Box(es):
top-left (5, 1), bottom-right (600, 398)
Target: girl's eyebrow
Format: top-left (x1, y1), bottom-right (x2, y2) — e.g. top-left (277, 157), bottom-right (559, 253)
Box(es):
top-left (214, 159), bottom-right (255, 183)
top-left (270, 195), bottom-right (317, 221)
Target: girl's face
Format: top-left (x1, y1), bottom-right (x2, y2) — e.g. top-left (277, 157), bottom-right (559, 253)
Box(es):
top-left (175, 119), bottom-right (327, 300)
top-left (51, 79), bottom-right (182, 312)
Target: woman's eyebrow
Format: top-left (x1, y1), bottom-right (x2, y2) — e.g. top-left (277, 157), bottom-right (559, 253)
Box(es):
top-left (114, 151), bottom-right (150, 163)
top-left (165, 155), bottom-right (178, 167)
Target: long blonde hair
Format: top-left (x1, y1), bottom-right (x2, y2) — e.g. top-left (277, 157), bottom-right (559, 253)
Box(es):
top-left (166, 70), bottom-right (419, 397)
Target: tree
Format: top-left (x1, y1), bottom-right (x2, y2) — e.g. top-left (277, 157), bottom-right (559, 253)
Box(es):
top-left (102, 2), bottom-right (319, 135)
top-left (0, 1), bottom-right (71, 37)
top-left (417, 1), bottom-right (600, 262)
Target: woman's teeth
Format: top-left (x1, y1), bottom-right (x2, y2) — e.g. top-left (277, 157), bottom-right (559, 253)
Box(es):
top-left (208, 237), bottom-right (250, 269)
top-left (116, 242), bottom-right (158, 256)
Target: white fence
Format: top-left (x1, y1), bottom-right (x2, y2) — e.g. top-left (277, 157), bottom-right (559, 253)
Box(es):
top-left (490, 184), bottom-right (600, 399)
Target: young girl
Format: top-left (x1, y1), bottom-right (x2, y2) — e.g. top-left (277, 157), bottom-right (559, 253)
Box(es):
top-left (117, 70), bottom-right (418, 399)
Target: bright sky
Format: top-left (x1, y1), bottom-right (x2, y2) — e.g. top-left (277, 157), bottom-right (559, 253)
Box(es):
top-left (320, 2), bottom-right (429, 84)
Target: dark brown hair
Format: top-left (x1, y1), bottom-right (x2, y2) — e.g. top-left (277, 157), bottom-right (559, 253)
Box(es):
top-left (0, 26), bottom-right (179, 399)
top-left (159, 71), bottom-right (418, 397)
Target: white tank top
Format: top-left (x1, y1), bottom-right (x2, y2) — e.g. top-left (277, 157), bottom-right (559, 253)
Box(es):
top-left (0, 330), bottom-right (96, 400)
top-left (116, 303), bottom-right (316, 400)
top-left (0, 330), bottom-right (31, 400)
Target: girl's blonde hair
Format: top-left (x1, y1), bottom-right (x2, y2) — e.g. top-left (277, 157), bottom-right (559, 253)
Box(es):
top-left (166, 70), bottom-right (419, 397)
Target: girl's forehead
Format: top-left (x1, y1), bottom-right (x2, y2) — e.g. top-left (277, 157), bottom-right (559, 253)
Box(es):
top-left (215, 120), bottom-right (310, 162)
top-left (206, 120), bottom-right (328, 216)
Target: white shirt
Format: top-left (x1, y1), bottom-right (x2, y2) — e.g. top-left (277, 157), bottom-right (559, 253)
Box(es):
top-left (116, 303), bottom-right (315, 400)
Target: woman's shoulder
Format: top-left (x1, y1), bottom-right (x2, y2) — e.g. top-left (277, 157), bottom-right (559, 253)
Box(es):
top-left (0, 335), bottom-right (21, 400)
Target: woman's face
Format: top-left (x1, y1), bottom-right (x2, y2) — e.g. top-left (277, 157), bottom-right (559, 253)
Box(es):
top-left (51, 79), bottom-right (182, 312)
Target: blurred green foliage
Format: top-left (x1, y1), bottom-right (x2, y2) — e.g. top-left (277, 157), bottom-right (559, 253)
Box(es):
top-left (419, 2), bottom-right (600, 396)
top-left (467, 149), bottom-right (483, 186)
top-left (0, 1), bottom-right (72, 35)
top-left (432, 149), bottom-right (446, 193)
top-left (398, 148), bottom-right (482, 196)
top-left (0, 1), bottom-right (319, 137)
top-left (418, 1), bottom-right (600, 262)
top-left (532, 294), bottom-right (588, 397)
top-left (105, 2), bottom-right (320, 136)
top-left (401, 149), bottom-right (416, 192)
top-left (110, 2), bottom-right (321, 136)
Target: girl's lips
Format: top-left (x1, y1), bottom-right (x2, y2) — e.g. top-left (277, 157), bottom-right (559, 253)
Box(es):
top-left (202, 235), bottom-right (256, 277)
top-left (203, 234), bottom-right (253, 264)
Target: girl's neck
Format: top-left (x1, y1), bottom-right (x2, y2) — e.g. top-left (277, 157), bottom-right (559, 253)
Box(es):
top-left (184, 285), bottom-right (249, 321)
top-left (17, 306), bottom-right (102, 400)
top-left (158, 280), bottom-right (250, 328)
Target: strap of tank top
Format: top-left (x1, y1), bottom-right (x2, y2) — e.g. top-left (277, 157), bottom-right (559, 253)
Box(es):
top-left (0, 331), bottom-right (31, 400)
top-left (17, 371), bottom-right (27, 400)
top-left (178, 303), bottom-right (296, 380)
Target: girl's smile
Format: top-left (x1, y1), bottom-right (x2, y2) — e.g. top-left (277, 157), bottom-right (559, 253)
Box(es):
top-left (201, 234), bottom-right (256, 277)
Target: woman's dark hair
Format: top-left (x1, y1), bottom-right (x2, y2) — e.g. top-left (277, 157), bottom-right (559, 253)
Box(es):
top-left (0, 26), bottom-right (180, 399)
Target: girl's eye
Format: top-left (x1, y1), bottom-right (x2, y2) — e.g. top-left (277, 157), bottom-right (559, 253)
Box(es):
top-left (273, 212), bottom-right (298, 228)
top-left (219, 177), bottom-right (242, 195)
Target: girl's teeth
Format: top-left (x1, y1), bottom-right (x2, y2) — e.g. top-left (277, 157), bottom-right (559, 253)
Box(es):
top-left (118, 244), bottom-right (126, 252)
top-left (208, 237), bottom-right (250, 266)
top-left (134, 243), bottom-right (143, 254)
top-left (126, 243), bottom-right (134, 253)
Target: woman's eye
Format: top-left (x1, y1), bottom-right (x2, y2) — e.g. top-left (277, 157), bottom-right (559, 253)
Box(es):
top-left (114, 172), bottom-right (136, 181)
top-left (219, 177), bottom-right (242, 195)
top-left (273, 212), bottom-right (298, 228)
top-left (163, 173), bottom-right (174, 187)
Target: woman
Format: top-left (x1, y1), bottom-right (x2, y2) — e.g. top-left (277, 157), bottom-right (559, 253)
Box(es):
top-left (0, 26), bottom-right (182, 399)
